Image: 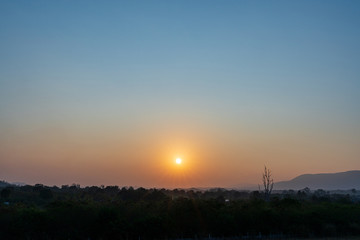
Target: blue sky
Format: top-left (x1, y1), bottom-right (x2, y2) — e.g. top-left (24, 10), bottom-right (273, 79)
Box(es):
top-left (0, 1), bottom-right (360, 187)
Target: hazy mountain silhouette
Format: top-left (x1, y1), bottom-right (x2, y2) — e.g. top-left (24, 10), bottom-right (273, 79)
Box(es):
top-left (11, 182), bottom-right (27, 186)
top-left (0, 180), bottom-right (11, 188)
top-left (274, 170), bottom-right (360, 190)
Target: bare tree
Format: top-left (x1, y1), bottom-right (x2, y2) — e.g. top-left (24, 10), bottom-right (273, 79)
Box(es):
top-left (260, 166), bottom-right (274, 201)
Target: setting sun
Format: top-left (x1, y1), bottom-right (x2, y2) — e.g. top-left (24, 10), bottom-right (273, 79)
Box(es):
top-left (175, 158), bottom-right (182, 165)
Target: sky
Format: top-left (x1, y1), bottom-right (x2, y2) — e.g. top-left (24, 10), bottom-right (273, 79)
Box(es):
top-left (0, 0), bottom-right (360, 188)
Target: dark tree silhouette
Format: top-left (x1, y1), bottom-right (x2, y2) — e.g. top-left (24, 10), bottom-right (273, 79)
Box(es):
top-left (1, 187), bottom-right (12, 199)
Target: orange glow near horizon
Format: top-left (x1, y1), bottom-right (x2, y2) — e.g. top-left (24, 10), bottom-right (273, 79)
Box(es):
top-left (148, 142), bottom-right (205, 188)
top-left (1, 120), bottom-right (359, 189)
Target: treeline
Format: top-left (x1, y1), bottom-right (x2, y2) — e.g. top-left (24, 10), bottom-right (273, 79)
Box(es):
top-left (1, 184), bottom-right (360, 239)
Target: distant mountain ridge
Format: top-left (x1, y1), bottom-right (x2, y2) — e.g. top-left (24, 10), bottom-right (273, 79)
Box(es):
top-left (0, 180), bottom-right (11, 188)
top-left (274, 170), bottom-right (360, 190)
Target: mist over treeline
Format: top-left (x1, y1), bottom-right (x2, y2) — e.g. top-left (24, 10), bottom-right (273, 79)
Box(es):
top-left (1, 182), bottom-right (360, 239)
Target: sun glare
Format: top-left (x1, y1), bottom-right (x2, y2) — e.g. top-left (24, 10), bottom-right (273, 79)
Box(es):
top-left (175, 158), bottom-right (182, 165)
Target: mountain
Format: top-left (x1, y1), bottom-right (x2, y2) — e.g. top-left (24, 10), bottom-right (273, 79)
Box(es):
top-left (11, 182), bottom-right (27, 186)
top-left (0, 180), bottom-right (11, 188)
top-left (274, 170), bottom-right (360, 190)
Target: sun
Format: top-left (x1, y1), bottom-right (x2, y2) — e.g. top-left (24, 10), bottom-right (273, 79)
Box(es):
top-left (175, 158), bottom-right (182, 165)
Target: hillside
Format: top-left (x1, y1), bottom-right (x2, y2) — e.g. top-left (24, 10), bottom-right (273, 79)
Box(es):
top-left (274, 170), bottom-right (360, 190)
top-left (0, 180), bottom-right (11, 188)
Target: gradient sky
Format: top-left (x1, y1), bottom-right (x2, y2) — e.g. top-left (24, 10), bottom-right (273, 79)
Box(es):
top-left (1, 1), bottom-right (360, 188)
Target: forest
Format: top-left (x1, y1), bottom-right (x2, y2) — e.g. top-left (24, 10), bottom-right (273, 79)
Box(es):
top-left (1, 182), bottom-right (360, 240)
